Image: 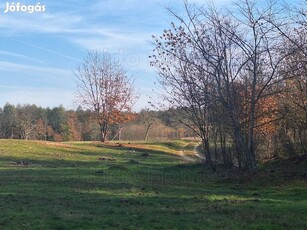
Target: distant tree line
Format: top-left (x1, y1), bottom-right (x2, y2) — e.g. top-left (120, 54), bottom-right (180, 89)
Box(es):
top-left (0, 103), bottom-right (196, 141)
top-left (151, 0), bottom-right (306, 171)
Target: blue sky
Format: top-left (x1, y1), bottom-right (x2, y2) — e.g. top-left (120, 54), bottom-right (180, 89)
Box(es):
top-left (0, 0), bottom-right (300, 111)
top-left (0, 0), bottom-right (233, 111)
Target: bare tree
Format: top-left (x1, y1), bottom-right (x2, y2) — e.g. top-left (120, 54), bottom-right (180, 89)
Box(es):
top-left (16, 104), bottom-right (37, 140)
top-left (151, 0), bottom-right (298, 171)
top-left (151, 4), bottom-right (218, 168)
top-left (277, 25), bottom-right (307, 154)
top-left (75, 51), bottom-right (135, 142)
top-left (138, 109), bottom-right (158, 141)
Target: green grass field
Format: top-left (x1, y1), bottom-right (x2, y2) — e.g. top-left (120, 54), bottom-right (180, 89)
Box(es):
top-left (0, 139), bottom-right (306, 229)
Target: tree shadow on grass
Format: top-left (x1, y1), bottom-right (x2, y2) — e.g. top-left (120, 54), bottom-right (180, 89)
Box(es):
top-left (1, 180), bottom-right (306, 230)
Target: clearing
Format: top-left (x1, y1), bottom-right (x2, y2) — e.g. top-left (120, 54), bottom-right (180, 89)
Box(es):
top-left (0, 139), bottom-right (306, 229)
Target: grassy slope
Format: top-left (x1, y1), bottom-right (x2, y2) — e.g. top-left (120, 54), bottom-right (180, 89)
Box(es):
top-left (0, 139), bottom-right (306, 229)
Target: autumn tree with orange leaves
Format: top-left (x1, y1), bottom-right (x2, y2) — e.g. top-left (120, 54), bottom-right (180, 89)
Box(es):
top-left (75, 51), bottom-right (136, 142)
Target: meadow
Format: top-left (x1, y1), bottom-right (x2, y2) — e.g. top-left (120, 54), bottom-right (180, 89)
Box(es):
top-left (0, 139), bottom-right (306, 229)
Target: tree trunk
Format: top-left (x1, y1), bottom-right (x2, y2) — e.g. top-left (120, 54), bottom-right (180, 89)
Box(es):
top-left (232, 123), bottom-right (255, 171)
top-left (101, 132), bottom-right (107, 142)
top-left (118, 124), bottom-right (121, 141)
top-left (202, 139), bottom-right (213, 169)
top-left (99, 122), bottom-right (108, 142)
top-left (144, 123), bottom-right (152, 141)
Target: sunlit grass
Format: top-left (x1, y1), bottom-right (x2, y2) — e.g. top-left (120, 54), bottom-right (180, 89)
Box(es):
top-left (0, 139), bottom-right (306, 229)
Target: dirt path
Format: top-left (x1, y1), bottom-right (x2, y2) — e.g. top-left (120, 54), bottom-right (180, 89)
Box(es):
top-left (178, 142), bottom-right (205, 163)
top-left (193, 144), bottom-right (205, 161)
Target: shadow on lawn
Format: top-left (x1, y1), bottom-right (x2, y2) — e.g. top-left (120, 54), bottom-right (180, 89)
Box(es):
top-left (1, 176), bottom-right (306, 229)
top-left (1, 156), bottom-right (307, 229)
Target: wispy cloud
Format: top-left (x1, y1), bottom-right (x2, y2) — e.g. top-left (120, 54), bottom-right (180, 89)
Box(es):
top-left (0, 50), bottom-right (44, 64)
top-left (0, 61), bottom-right (72, 77)
top-left (0, 0), bottom-right (232, 109)
top-left (0, 11), bottom-right (84, 34)
top-left (13, 40), bottom-right (82, 62)
top-left (0, 0), bottom-right (232, 48)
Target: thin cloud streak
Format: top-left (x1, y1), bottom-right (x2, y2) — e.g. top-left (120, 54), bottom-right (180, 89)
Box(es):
top-left (0, 61), bottom-right (72, 77)
top-left (13, 40), bottom-right (82, 62)
top-left (0, 50), bottom-right (44, 64)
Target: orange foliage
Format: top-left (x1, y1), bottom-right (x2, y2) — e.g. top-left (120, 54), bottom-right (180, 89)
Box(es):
top-left (67, 111), bottom-right (81, 141)
top-left (54, 133), bottom-right (63, 142)
top-left (255, 95), bottom-right (279, 135)
top-left (233, 81), bottom-right (278, 135)
top-left (109, 110), bottom-right (137, 124)
top-left (35, 119), bottom-right (46, 140)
